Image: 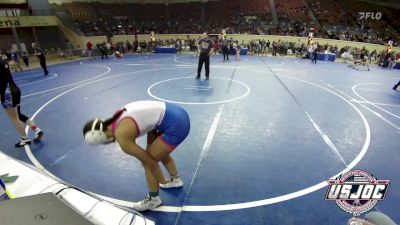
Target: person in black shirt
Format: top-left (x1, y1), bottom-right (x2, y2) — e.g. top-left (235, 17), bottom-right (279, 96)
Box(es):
top-left (311, 43), bottom-right (318, 64)
top-left (220, 36), bottom-right (229, 61)
top-left (0, 58), bottom-right (44, 147)
top-left (197, 32), bottom-right (214, 80)
top-left (32, 43), bottom-right (49, 75)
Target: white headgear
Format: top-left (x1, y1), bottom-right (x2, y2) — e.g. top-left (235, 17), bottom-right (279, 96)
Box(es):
top-left (84, 119), bottom-right (113, 145)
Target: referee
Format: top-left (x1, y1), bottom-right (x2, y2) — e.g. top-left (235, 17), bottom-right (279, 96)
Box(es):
top-left (197, 32), bottom-right (214, 80)
top-left (32, 43), bottom-right (49, 76)
top-left (0, 58), bottom-right (44, 147)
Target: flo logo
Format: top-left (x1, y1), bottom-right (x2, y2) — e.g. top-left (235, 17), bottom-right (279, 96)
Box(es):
top-left (325, 170), bottom-right (389, 216)
top-left (358, 12), bottom-right (382, 20)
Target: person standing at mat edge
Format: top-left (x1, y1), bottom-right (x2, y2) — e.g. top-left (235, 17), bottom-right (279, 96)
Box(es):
top-left (197, 32), bottom-right (214, 80)
top-left (32, 43), bottom-right (49, 76)
top-left (83, 101), bottom-right (190, 211)
top-left (221, 36), bottom-right (229, 61)
top-left (0, 58), bottom-right (44, 147)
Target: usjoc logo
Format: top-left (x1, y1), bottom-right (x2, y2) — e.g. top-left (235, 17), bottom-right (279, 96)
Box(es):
top-left (325, 170), bottom-right (389, 216)
top-left (358, 12), bottom-right (382, 20)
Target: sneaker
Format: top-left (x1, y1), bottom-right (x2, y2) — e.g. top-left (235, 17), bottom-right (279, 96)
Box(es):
top-left (196, 75), bottom-right (200, 79)
top-left (33, 130), bottom-right (44, 143)
top-left (393, 86), bottom-right (398, 91)
top-left (15, 138), bottom-right (31, 148)
top-left (159, 177), bottom-right (183, 189)
top-left (205, 77), bottom-right (209, 80)
top-left (132, 195), bottom-right (162, 211)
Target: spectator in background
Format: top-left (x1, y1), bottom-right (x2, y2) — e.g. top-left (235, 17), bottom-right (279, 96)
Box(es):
top-left (122, 41), bottom-right (127, 54)
top-left (10, 50), bottom-right (23, 72)
top-left (106, 42), bottom-right (111, 55)
top-left (388, 53), bottom-right (395, 69)
top-left (294, 39), bottom-right (302, 58)
top-left (126, 40), bottom-right (132, 53)
top-left (66, 40), bottom-right (73, 60)
top-left (57, 47), bottom-right (66, 60)
top-left (221, 36), bottom-right (229, 61)
top-left (175, 39), bottom-right (182, 54)
top-left (311, 43), bottom-right (318, 63)
top-left (235, 41), bottom-right (241, 61)
top-left (139, 41), bottom-right (147, 54)
top-left (86, 40), bottom-right (93, 60)
top-left (4, 50), bottom-right (12, 61)
top-left (133, 39), bottom-right (139, 53)
top-left (213, 40), bottom-right (219, 55)
top-left (272, 41), bottom-right (277, 56)
top-left (32, 43), bottom-right (48, 76)
top-left (369, 50), bottom-right (377, 63)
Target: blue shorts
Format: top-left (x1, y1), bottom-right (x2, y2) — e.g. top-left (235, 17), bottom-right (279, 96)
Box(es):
top-left (156, 103), bottom-right (190, 150)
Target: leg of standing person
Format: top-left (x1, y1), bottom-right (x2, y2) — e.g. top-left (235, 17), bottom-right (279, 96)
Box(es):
top-left (205, 54), bottom-right (210, 79)
top-left (393, 80), bottom-right (400, 90)
top-left (40, 59), bottom-right (48, 75)
top-left (365, 59), bottom-right (370, 71)
top-left (23, 57), bottom-right (28, 67)
top-left (4, 107), bottom-right (31, 147)
top-left (146, 131), bottom-right (181, 186)
top-left (2, 91), bottom-right (31, 147)
top-left (197, 54), bottom-right (205, 79)
top-left (16, 105), bottom-right (43, 142)
top-left (132, 104), bottom-right (189, 211)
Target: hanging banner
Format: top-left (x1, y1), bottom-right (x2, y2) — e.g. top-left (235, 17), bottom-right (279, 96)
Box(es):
top-left (0, 9), bottom-right (21, 17)
top-left (0, 16), bottom-right (57, 28)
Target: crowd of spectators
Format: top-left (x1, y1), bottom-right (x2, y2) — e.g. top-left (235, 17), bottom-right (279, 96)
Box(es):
top-left (2, 34), bottom-right (399, 73)
top-left (79, 35), bottom-right (399, 70)
top-left (59, 0), bottom-right (400, 47)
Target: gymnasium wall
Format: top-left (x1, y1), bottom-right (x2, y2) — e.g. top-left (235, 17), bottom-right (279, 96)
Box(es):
top-left (0, 16), bottom-right (65, 52)
top-left (27, 0), bottom-right (50, 12)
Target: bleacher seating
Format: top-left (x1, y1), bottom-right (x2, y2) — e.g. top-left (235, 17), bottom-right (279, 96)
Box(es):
top-left (64, 3), bottom-right (96, 22)
top-left (305, 0), bottom-right (349, 26)
top-left (276, 0), bottom-right (310, 22)
top-left (57, 0), bottom-right (399, 46)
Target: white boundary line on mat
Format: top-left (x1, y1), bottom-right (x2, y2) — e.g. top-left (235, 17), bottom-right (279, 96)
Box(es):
top-left (24, 66), bottom-right (370, 212)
